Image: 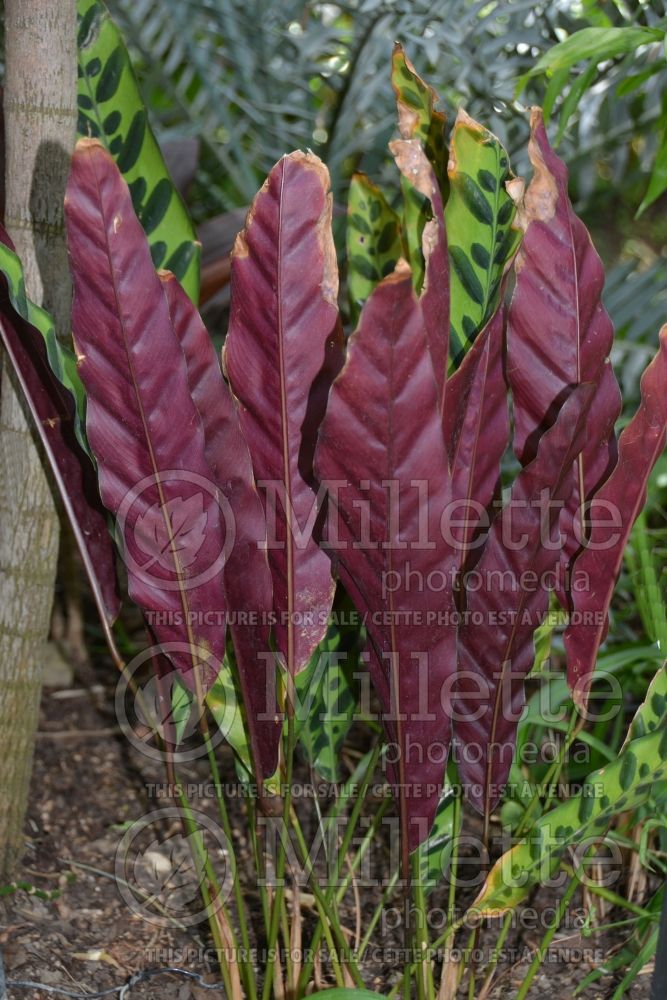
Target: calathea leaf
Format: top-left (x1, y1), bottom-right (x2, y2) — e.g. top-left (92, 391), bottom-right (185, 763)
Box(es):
top-left (507, 108), bottom-right (622, 612)
top-left (77, 0), bottom-right (200, 301)
top-left (293, 610), bottom-right (360, 783)
top-left (469, 723), bottom-right (667, 917)
top-left (223, 151), bottom-right (342, 676)
top-left (413, 781), bottom-right (460, 897)
top-left (0, 234), bottom-right (89, 457)
top-left (454, 384), bottom-right (594, 819)
top-left (390, 44), bottom-right (447, 293)
top-left (0, 224), bottom-right (120, 626)
top-left (390, 138), bottom-right (449, 411)
top-left (134, 493), bottom-right (207, 571)
top-left (160, 271), bottom-right (280, 779)
top-left (390, 43), bottom-right (447, 190)
top-left (346, 173), bottom-right (402, 326)
top-left (314, 260), bottom-right (457, 861)
top-left (624, 658), bottom-right (667, 746)
top-left (564, 326), bottom-right (667, 706)
top-left (445, 109), bottom-right (523, 365)
top-left (65, 139), bottom-right (226, 691)
top-left (443, 304), bottom-right (508, 575)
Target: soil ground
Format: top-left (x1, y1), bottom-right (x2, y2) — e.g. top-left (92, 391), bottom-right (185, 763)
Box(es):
top-left (0, 650), bottom-right (657, 1000)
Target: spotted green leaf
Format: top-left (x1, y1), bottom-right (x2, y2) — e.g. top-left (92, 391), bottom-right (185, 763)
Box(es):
top-left (173, 658), bottom-right (279, 788)
top-left (0, 240), bottom-right (88, 455)
top-left (412, 782), bottom-right (460, 896)
top-left (391, 43), bottom-right (447, 189)
top-left (391, 43), bottom-right (447, 292)
top-left (206, 656), bottom-right (253, 774)
top-left (469, 722), bottom-right (667, 917)
top-left (294, 618), bottom-right (359, 782)
top-left (624, 659), bottom-right (667, 746)
top-left (347, 174), bottom-right (402, 325)
top-left (77, 0), bottom-right (200, 301)
top-left (445, 109), bottom-right (522, 364)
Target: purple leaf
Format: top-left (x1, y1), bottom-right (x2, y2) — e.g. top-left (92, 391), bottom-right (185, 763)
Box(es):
top-left (315, 261), bottom-right (457, 859)
top-left (443, 305), bottom-right (508, 574)
top-left (506, 108), bottom-right (621, 608)
top-left (135, 493), bottom-right (208, 571)
top-left (223, 151), bottom-right (342, 675)
top-left (160, 271), bottom-right (280, 779)
top-left (454, 384), bottom-right (594, 817)
top-left (564, 326), bottom-right (667, 705)
top-left (65, 139), bottom-right (227, 692)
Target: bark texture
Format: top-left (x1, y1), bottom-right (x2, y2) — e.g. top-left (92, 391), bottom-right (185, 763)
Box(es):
top-left (0, 0), bottom-right (76, 876)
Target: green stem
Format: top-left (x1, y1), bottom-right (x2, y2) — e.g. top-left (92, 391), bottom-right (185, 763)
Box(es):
top-left (411, 849), bottom-right (433, 1000)
top-left (447, 792), bottom-right (461, 929)
top-left (560, 861), bottom-right (652, 917)
top-left (297, 741), bottom-right (382, 992)
top-left (358, 869), bottom-right (400, 959)
top-left (155, 665), bottom-right (237, 996)
top-left (176, 787), bottom-right (235, 999)
top-left (290, 807), bottom-right (364, 988)
top-left (248, 796), bottom-right (271, 929)
top-left (202, 725), bottom-right (257, 1000)
top-left (477, 910), bottom-right (512, 998)
top-left (514, 872), bottom-right (580, 1000)
top-left (464, 927), bottom-right (477, 1000)
top-left (389, 916), bottom-right (466, 1000)
top-left (335, 797), bottom-right (392, 904)
top-left (515, 710), bottom-right (580, 839)
top-left (262, 701), bottom-right (296, 1000)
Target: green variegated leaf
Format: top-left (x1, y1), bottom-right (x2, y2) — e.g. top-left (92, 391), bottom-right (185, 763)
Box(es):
top-left (206, 657), bottom-right (253, 774)
top-left (412, 782), bottom-right (460, 896)
top-left (0, 241), bottom-right (88, 455)
top-left (171, 676), bottom-right (194, 746)
top-left (391, 43), bottom-right (447, 292)
top-left (469, 723), bottom-right (667, 917)
top-left (173, 653), bottom-right (279, 782)
top-left (294, 617), bottom-right (359, 782)
top-left (445, 109), bottom-right (522, 364)
top-left (347, 174), bottom-right (402, 325)
top-left (624, 659), bottom-right (667, 745)
top-left (391, 43), bottom-right (447, 189)
top-left (77, 0), bottom-right (200, 301)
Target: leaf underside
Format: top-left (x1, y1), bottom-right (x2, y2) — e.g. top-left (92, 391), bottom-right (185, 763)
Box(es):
top-left (507, 108), bottom-right (621, 615)
top-left (315, 263), bottom-right (457, 853)
top-left (454, 385), bottom-right (594, 816)
top-left (161, 271), bottom-right (280, 777)
top-left (224, 151), bottom-right (341, 675)
top-left (66, 139), bottom-right (225, 690)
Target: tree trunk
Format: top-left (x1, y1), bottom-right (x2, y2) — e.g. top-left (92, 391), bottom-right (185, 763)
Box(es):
top-left (0, 0), bottom-right (76, 877)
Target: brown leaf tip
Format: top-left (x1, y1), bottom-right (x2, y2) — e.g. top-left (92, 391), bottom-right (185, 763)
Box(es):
top-left (384, 257), bottom-right (412, 285)
top-left (75, 136), bottom-right (106, 153)
top-left (390, 138), bottom-right (435, 200)
top-left (516, 105), bottom-right (558, 233)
